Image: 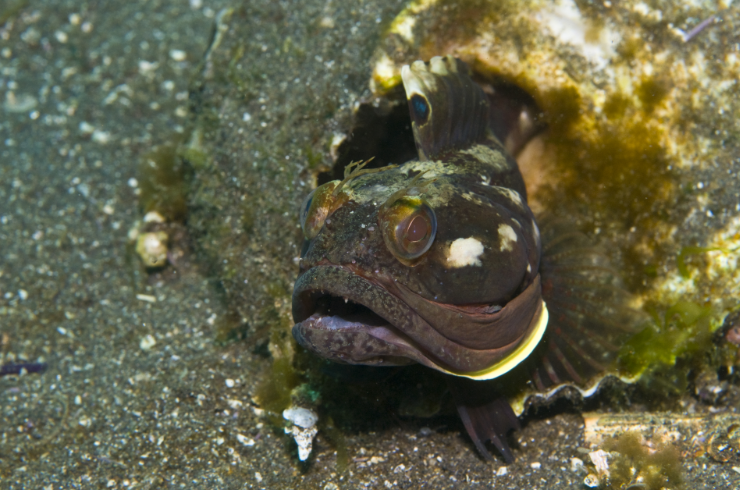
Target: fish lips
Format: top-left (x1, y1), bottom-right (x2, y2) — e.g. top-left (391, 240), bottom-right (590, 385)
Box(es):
top-left (291, 313), bottom-right (416, 368)
top-left (291, 265), bottom-right (420, 368)
top-left (292, 265), bottom-right (548, 379)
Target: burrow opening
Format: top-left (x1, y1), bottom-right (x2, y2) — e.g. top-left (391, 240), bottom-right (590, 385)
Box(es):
top-left (317, 85), bottom-right (417, 186)
top-left (318, 75), bottom-right (545, 185)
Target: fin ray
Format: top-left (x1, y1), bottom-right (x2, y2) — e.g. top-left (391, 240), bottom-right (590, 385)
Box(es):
top-left (521, 215), bottom-right (650, 389)
top-left (447, 377), bottom-right (519, 463)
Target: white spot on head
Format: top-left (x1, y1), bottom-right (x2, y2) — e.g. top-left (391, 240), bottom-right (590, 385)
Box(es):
top-left (447, 237), bottom-right (484, 267)
top-left (401, 65), bottom-right (425, 98)
top-left (429, 56), bottom-right (449, 75)
top-left (498, 224), bottom-right (518, 252)
top-left (401, 61), bottom-right (438, 102)
top-left (508, 189), bottom-right (523, 207)
top-left (491, 186), bottom-right (523, 208)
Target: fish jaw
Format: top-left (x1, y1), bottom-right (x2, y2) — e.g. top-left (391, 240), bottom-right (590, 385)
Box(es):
top-left (292, 264), bottom-right (548, 379)
top-left (291, 313), bottom-right (416, 368)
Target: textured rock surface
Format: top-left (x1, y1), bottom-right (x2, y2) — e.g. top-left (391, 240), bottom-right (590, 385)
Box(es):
top-left (2, 0), bottom-right (740, 488)
top-left (369, 0), bottom-right (740, 315)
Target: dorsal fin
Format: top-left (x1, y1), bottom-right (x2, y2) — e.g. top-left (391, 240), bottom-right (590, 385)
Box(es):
top-left (401, 56), bottom-right (490, 161)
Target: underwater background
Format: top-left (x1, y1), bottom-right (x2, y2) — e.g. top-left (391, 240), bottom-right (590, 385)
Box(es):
top-left (1, 0), bottom-right (740, 488)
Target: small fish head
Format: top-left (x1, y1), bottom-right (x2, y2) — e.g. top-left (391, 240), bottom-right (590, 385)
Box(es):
top-left (294, 162), bottom-right (544, 377)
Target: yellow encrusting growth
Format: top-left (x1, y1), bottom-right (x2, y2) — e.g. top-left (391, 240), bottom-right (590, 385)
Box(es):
top-left (600, 432), bottom-right (683, 490)
top-left (368, 0), bottom-right (740, 412)
top-left (370, 0), bottom-right (740, 325)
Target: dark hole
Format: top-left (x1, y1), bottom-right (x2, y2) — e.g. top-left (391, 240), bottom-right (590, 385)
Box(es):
top-left (312, 293), bottom-right (388, 326)
top-left (318, 85), bottom-right (417, 186)
top-left (318, 75), bottom-right (544, 187)
top-left (474, 77), bottom-right (547, 157)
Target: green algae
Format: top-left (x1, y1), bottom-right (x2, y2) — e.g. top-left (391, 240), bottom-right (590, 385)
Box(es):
top-left (617, 301), bottom-right (717, 396)
top-left (602, 432), bottom-right (683, 490)
top-left (304, 145), bottom-right (324, 170)
top-left (251, 330), bottom-right (358, 472)
top-left (0, 0), bottom-right (28, 25)
top-left (180, 146), bottom-right (210, 170)
top-left (241, 202), bottom-right (256, 233)
top-left (227, 44), bottom-right (248, 94)
top-left (321, 417), bottom-right (350, 473)
top-left (540, 85), bottom-right (583, 138)
top-left (213, 310), bottom-right (249, 344)
top-left (544, 104), bottom-right (675, 231)
top-left (254, 354), bottom-right (300, 424)
top-left (138, 141), bottom-right (193, 222)
top-left (677, 245), bottom-right (733, 278)
top-left (636, 76), bottom-right (670, 115)
top-left (603, 93), bottom-right (631, 120)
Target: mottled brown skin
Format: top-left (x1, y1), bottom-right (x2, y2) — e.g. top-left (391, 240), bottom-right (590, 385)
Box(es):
top-left (293, 137), bottom-right (543, 374)
top-left (292, 56), bottom-right (645, 463)
top-left (293, 56), bottom-right (545, 461)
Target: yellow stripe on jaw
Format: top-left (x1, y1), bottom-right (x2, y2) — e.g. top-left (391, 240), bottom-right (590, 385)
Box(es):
top-left (444, 301), bottom-right (549, 381)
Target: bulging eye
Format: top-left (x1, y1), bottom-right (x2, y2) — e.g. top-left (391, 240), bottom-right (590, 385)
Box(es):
top-left (380, 196), bottom-right (437, 261)
top-left (299, 181), bottom-right (342, 240)
top-left (299, 188), bottom-right (316, 235)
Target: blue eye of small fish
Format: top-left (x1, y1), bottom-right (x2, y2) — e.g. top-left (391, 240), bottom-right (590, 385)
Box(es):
top-left (410, 94), bottom-right (430, 124)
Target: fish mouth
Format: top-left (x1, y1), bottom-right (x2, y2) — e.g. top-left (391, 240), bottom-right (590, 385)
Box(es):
top-left (292, 265), bottom-right (549, 379)
top-left (291, 265), bottom-right (425, 368)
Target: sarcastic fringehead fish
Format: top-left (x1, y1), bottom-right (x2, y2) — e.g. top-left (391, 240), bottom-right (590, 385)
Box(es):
top-left (292, 56), bottom-right (645, 462)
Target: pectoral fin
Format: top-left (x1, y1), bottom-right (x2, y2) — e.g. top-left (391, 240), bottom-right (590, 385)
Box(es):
top-left (447, 376), bottom-right (519, 463)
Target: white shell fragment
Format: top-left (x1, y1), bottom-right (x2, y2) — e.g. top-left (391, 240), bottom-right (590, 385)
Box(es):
top-left (139, 334), bottom-right (156, 350)
top-left (583, 473), bottom-right (600, 488)
top-left (283, 406), bottom-right (318, 428)
top-left (135, 231), bottom-right (169, 268)
top-left (236, 433), bottom-right (255, 447)
top-left (588, 449), bottom-right (610, 474)
top-left (283, 407), bottom-right (319, 461)
top-left (143, 210), bottom-right (166, 223)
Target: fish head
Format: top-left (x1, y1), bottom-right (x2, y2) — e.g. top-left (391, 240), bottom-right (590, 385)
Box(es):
top-left (293, 150), bottom-right (545, 379)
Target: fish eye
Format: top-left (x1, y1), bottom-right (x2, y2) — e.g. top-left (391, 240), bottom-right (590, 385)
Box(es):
top-left (299, 181), bottom-right (343, 240)
top-left (299, 188), bottom-right (316, 234)
top-left (380, 195), bottom-right (437, 261)
top-left (410, 94), bottom-right (430, 124)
